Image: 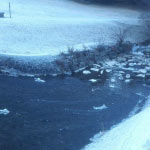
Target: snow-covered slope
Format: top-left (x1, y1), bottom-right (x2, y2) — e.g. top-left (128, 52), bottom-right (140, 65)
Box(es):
top-left (83, 98), bottom-right (150, 150)
top-left (0, 0), bottom-right (140, 56)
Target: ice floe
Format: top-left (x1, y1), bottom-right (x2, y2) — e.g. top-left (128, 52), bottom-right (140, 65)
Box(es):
top-left (125, 74), bottom-right (131, 79)
top-left (0, 109), bottom-right (10, 115)
top-left (90, 68), bottom-right (99, 72)
top-left (93, 104), bottom-right (108, 111)
top-left (125, 79), bottom-right (131, 83)
top-left (106, 69), bottom-right (112, 73)
top-left (83, 70), bottom-right (91, 75)
top-left (89, 79), bottom-right (97, 83)
top-left (136, 74), bottom-right (146, 78)
top-left (110, 78), bottom-right (116, 83)
top-left (34, 78), bottom-right (46, 83)
top-left (139, 69), bottom-right (147, 74)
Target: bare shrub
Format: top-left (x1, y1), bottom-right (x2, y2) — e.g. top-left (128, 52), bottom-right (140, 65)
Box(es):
top-left (111, 27), bottom-right (132, 54)
top-left (67, 46), bottom-right (75, 56)
top-left (113, 27), bottom-right (129, 46)
top-left (55, 60), bottom-right (66, 74)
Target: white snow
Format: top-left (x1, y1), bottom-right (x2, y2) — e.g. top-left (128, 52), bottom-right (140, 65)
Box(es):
top-left (0, 0), bottom-right (140, 57)
top-left (106, 69), bottom-right (112, 73)
top-left (83, 101), bottom-right (150, 150)
top-left (89, 79), bottom-right (97, 83)
top-left (109, 83), bottom-right (115, 88)
top-left (119, 71), bottom-right (125, 74)
top-left (126, 74), bottom-right (131, 79)
top-left (93, 64), bottom-right (101, 68)
top-left (139, 69), bottom-right (147, 74)
top-left (90, 68), bottom-right (99, 72)
top-left (110, 78), bottom-right (116, 83)
top-left (75, 67), bottom-right (86, 73)
top-left (136, 74), bottom-right (146, 78)
top-left (125, 79), bottom-right (131, 83)
top-left (104, 60), bottom-right (117, 67)
top-left (83, 70), bottom-right (91, 75)
top-left (93, 104), bottom-right (108, 111)
top-left (145, 67), bottom-right (150, 71)
top-left (100, 70), bottom-right (104, 74)
top-left (0, 109), bottom-right (10, 115)
top-left (34, 77), bottom-right (45, 83)
top-left (129, 63), bottom-right (136, 67)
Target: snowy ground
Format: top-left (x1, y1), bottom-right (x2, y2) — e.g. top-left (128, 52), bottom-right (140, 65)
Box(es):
top-left (83, 97), bottom-right (150, 150)
top-left (0, 0), bottom-right (140, 56)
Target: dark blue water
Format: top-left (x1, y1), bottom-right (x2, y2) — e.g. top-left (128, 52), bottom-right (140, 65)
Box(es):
top-left (0, 75), bottom-right (149, 150)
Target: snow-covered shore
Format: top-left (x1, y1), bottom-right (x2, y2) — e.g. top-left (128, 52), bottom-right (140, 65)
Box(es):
top-left (83, 96), bottom-right (150, 150)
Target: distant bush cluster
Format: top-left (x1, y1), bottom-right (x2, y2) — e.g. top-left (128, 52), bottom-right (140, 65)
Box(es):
top-left (140, 11), bottom-right (150, 44)
top-left (52, 41), bottom-right (132, 75)
top-left (0, 41), bottom-right (132, 76)
top-left (74, 0), bottom-right (150, 7)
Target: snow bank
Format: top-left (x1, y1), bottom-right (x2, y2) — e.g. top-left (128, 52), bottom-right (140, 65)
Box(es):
top-left (83, 99), bottom-right (150, 150)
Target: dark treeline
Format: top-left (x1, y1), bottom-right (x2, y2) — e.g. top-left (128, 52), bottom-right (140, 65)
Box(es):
top-left (75, 0), bottom-right (150, 7)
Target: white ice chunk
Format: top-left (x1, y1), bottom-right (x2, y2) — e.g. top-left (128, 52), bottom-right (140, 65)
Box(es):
top-left (111, 78), bottom-right (116, 83)
top-left (139, 69), bottom-right (147, 74)
top-left (119, 75), bottom-right (124, 80)
top-left (129, 63), bottom-right (136, 66)
top-left (145, 66), bottom-right (150, 70)
top-left (90, 68), bottom-right (99, 72)
top-left (93, 64), bottom-right (101, 68)
top-left (0, 109), bottom-right (10, 115)
top-left (89, 79), bottom-right (97, 83)
top-left (136, 74), bottom-right (145, 78)
top-left (125, 79), bottom-right (131, 83)
top-left (34, 78), bottom-right (46, 83)
top-left (119, 71), bottom-right (125, 74)
top-left (75, 67), bottom-right (86, 73)
top-left (100, 70), bottom-right (104, 74)
top-left (93, 104), bottom-right (108, 111)
top-left (105, 60), bottom-right (117, 67)
top-left (109, 84), bottom-right (115, 88)
top-left (83, 70), bottom-right (91, 75)
top-left (106, 69), bottom-right (112, 73)
top-left (126, 74), bottom-right (131, 79)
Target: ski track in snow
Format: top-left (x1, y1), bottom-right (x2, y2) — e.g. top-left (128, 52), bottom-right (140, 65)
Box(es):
top-left (0, 0), bottom-right (140, 58)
